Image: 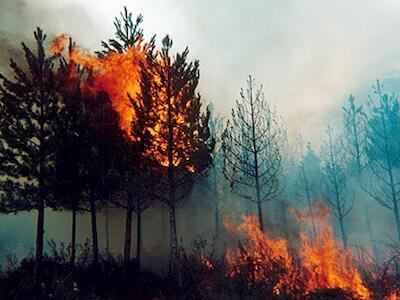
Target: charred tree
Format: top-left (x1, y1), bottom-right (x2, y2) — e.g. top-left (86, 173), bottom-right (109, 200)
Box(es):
top-left (321, 126), bottom-right (352, 248)
top-left (0, 28), bottom-right (62, 277)
top-left (222, 76), bottom-right (286, 232)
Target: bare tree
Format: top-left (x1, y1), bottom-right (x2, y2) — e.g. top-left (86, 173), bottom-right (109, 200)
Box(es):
top-left (296, 137), bottom-right (322, 241)
top-left (341, 94), bottom-right (378, 256)
top-left (321, 126), bottom-right (352, 248)
top-left (222, 76), bottom-right (286, 231)
top-left (208, 108), bottom-right (229, 238)
top-left (364, 81), bottom-right (400, 241)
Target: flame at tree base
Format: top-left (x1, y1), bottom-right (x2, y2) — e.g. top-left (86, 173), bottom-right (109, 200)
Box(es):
top-left (224, 200), bottom-right (372, 299)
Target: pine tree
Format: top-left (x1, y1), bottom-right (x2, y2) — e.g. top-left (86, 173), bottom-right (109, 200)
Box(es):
top-left (364, 81), bottom-right (400, 241)
top-left (296, 138), bottom-right (322, 240)
top-left (134, 35), bottom-right (214, 262)
top-left (222, 76), bottom-right (286, 231)
top-left (0, 28), bottom-right (61, 276)
top-left (321, 126), bottom-right (352, 248)
top-left (53, 86), bottom-right (90, 269)
top-left (110, 141), bottom-right (154, 271)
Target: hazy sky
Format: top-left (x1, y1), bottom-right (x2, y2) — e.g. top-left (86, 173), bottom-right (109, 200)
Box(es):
top-left (2, 0), bottom-right (400, 146)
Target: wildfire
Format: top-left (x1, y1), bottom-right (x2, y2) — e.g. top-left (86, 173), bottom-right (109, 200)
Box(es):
top-left (50, 34), bottom-right (69, 54)
top-left (294, 199), bottom-right (370, 299)
top-left (50, 34), bottom-right (145, 139)
top-left (224, 200), bottom-right (371, 299)
top-left (50, 35), bottom-right (196, 171)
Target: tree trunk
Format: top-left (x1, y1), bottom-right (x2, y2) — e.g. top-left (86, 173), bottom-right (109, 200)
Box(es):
top-left (339, 216), bottom-right (348, 249)
top-left (169, 205), bottom-right (178, 258)
top-left (124, 208), bottom-right (133, 267)
top-left (364, 206), bottom-right (379, 260)
top-left (105, 204), bottom-right (110, 252)
top-left (34, 199), bottom-right (45, 278)
top-left (256, 200), bottom-right (264, 232)
top-left (136, 210), bottom-right (142, 271)
top-left (71, 206), bottom-right (77, 268)
top-left (214, 202), bottom-right (220, 238)
top-left (90, 197), bottom-right (99, 266)
top-left (393, 200), bottom-right (400, 242)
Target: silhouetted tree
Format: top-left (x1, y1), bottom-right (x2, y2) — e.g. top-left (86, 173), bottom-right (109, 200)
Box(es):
top-left (222, 76), bottom-right (286, 231)
top-left (110, 142), bottom-right (154, 271)
top-left (0, 28), bottom-right (61, 276)
top-left (53, 91), bottom-right (89, 269)
top-left (135, 35), bottom-right (214, 262)
top-left (321, 126), bottom-right (352, 248)
top-left (364, 81), bottom-right (400, 241)
top-left (84, 93), bottom-right (123, 266)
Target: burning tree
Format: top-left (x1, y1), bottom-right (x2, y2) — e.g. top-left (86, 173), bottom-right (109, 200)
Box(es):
top-left (0, 28), bottom-right (62, 276)
top-left (134, 35), bottom-right (214, 261)
top-left (222, 76), bottom-right (286, 231)
top-left (321, 126), bottom-right (352, 248)
top-left (94, 6), bottom-right (156, 271)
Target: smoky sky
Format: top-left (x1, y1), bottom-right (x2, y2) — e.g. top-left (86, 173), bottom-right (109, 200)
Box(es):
top-left (2, 0), bottom-right (400, 147)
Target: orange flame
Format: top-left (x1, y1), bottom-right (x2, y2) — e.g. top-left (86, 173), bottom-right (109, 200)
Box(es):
top-left (295, 199), bottom-right (370, 298)
top-left (225, 200), bottom-right (371, 299)
top-left (51, 34), bottom-right (145, 139)
top-left (52, 35), bottom-right (196, 171)
top-left (50, 34), bottom-right (69, 54)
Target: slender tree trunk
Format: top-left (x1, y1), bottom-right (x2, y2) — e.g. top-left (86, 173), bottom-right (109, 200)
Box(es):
top-left (338, 215), bottom-right (348, 249)
top-left (256, 200), bottom-right (264, 232)
top-left (214, 202), bottom-right (220, 239)
top-left (393, 200), bottom-right (400, 242)
top-left (136, 210), bottom-right (142, 271)
top-left (169, 204), bottom-right (178, 258)
top-left (364, 206), bottom-right (379, 259)
top-left (124, 207), bottom-right (133, 267)
top-left (105, 204), bottom-right (110, 252)
top-left (71, 206), bottom-right (77, 268)
top-left (90, 197), bottom-right (99, 266)
top-left (34, 198), bottom-right (45, 278)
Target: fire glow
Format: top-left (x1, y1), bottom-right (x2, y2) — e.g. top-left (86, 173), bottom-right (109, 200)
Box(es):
top-left (223, 200), bottom-right (377, 299)
top-left (51, 34), bottom-right (194, 169)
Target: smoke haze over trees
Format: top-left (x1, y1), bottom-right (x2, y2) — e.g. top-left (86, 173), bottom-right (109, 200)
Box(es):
top-left (1, 2), bottom-right (400, 299)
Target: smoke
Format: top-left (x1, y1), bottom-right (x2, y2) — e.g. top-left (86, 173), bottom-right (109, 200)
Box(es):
top-left (2, 0), bottom-right (400, 145)
top-left (1, 0), bottom-right (400, 267)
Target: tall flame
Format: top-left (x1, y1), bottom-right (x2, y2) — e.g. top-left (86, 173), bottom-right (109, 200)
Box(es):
top-left (50, 35), bottom-right (195, 171)
top-left (50, 34), bottom-right (145, 139)
top-left (225, 200), bottom-right (371, 299)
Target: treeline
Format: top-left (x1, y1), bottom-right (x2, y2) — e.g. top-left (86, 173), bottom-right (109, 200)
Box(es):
top-left (0, 7), bottom-right (399, 283)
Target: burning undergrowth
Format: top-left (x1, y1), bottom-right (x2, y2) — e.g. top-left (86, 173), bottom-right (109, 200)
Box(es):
top-left (217, 199), bottom-right (397, 299)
